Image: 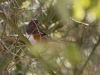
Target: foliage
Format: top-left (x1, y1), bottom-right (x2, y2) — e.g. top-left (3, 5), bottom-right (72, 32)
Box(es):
top-left (0, 0), bottom-right (100, 75)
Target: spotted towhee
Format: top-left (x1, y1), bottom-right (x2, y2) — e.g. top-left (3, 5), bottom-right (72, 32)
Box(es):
top-left (26, 19), bottom-right (50, 44)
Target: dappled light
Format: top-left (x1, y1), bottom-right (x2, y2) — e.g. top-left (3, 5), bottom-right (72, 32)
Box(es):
top-left (0, 0), bottom-right (100, 75)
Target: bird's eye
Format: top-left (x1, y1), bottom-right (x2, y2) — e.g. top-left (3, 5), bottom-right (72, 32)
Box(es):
top-left (34, 20), bottom-right (39, 24)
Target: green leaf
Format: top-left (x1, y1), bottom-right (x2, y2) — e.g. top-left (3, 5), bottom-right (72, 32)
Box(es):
top-left (65, 43), bottom-right (82, 64)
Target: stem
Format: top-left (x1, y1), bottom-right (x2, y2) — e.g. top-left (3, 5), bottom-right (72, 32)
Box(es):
top-left (79, 37), bottom-right (100, 75)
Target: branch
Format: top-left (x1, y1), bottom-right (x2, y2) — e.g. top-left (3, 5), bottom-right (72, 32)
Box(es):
top-left (0, 13), bottom-right (56, 75)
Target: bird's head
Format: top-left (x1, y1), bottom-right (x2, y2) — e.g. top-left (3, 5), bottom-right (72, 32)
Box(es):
top-left (26, 19), bottom-right (39, 34)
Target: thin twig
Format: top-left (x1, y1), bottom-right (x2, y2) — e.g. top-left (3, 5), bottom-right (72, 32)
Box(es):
top-left (70, 17), bottom-right (89, 26)
top-left (79, 36), bottom-right (100, 75)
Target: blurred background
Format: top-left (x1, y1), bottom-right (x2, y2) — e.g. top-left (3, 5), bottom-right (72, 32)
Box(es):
top-left (0, 0), bottom-right (100, 75)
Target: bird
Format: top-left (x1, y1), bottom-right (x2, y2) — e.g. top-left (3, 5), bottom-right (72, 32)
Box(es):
top-left (26, 19), bottom-right (50, 45)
